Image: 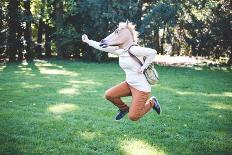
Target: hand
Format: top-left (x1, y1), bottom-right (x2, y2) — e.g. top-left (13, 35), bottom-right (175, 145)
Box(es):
top-left (82, 34), bottom-right (89, 43)
top-left (138, 66), bottom-right (146, 74)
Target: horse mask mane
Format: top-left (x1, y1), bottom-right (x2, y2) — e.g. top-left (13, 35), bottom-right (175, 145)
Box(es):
top-left (118, 20), bottom-right (139, 43)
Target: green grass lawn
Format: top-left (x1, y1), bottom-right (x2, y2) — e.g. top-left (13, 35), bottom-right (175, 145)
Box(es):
top-left (0, 60), bottom-right (231, 155)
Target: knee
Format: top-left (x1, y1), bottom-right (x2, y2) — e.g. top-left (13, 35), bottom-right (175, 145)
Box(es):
top-left (128, 113), bottom-right (140, 121)
top-left (104, 90), bottom-right (113, 100)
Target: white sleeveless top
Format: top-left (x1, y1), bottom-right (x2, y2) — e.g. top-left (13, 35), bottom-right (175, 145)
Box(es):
top-left (86, 40), bottom-right (157, 92)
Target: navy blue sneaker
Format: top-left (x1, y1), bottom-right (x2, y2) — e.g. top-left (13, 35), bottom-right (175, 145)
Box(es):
top-left (115, 109), bottom-right (129, 120)
top-left (150, 96), bottom-right (161, 115)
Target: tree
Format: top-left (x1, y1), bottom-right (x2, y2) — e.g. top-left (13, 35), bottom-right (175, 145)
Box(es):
top-left (55, 0), bottom-right (64, 58)
top-left (6, 0), bottom-right (22, 62)
top-left (141, 1), bottom-right (177, 54)
top-left (23, 0), bottom-right (34, 60)
top-left (36, 18), bottom-right (44, 58)
top-left (0, 0), bottom-right (231, 64)
top-left (44, 24), bottom-right (52, 58)
top-left (0, 1), bottom-right (7, 60)
top-left (33, 0), bottom-right (53, 58)
top-left (210, 1), bottom-right (231, 62)
top-left (178, 0), bottom-right (231, 61)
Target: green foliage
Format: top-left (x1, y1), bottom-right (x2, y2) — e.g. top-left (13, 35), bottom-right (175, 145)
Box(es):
top-left (140, 1), bottom-right (178, 50)
top-left (142, 2), bottom-right (177, 29)
top-left (178, 0), bottom-right (231, 58)
top-left (0, 0), bottom-right (231, 63)
top-left (47, 0), bottom-right (143, 61)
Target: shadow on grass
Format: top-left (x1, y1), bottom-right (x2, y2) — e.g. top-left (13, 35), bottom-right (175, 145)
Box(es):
top-left (0, 60), bottom-right (232, 154)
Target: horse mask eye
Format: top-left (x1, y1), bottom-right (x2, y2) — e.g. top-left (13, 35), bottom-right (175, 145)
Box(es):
top-left (115, 29), bottom-right (119, 34)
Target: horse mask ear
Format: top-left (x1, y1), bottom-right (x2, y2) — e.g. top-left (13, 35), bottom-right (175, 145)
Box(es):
top-left (126, 20), bottom-right (129, 26)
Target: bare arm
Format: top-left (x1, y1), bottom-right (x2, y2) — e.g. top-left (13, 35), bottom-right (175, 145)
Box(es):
top-left (82, 34), bottom-right (120, 56)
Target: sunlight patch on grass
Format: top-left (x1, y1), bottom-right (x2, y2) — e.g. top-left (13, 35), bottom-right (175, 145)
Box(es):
top-left (58, 88), bottom-right (79, 95)
top-left (35, 61), bottom-right (64, 69)
top-left (194, 67), bottom-right (203, 71)
top-left (35, 62), bottom-right (56, 67)
top-left (209, 103), bottom-right (232, 111)
top-left (20, 67), bottom-right (32, 71)
top-left (14, 70), bottom-right (33, 74)
top-left (176, 91), bottom-right (194, 95)
top-left (0, 65), bottom-right (6, 71)
top-left (79, 131), bottom-right (101, 140)
top-left (160, 86), bottom-right (180, 94)
top-left (69, 80), bottom-right (102, 86)
top-left (177, 91), bottom-right (232, 97)
top-left (22, 83), bottom-right (43, 89)
top-left (120, 139), bottom-right (166, 155)
top-left (197, 92), bottom-right (232, 97)
top-left (48, 103), bottom-right (79, 114)
top-left (161, 85), bottom-right (232, 98)
top-left (39, 67), bottom-right (78, 76)
top-left (13, 70), bottom-right (36, 76)
top-left (22, 61), bottom-right (29, 66)
top-left (222, 92), bottom-right (232, 97)
top-left (161, 86), bottom-right (196, 97)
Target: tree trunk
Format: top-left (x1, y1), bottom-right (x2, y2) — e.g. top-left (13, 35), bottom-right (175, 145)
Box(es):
top-left (227, 47), bottom-right (232, 65)
top-left (36, 19), bottom-right (43, 58)
top-left (24, 0), bottom-right (33, 60)
top-left (17, 28), bottom-right (24, 61)
top-left (154, 29), bottom-right (160, 53)
top-left (36, 0), bottom-right (45, 58)
top-left (134, 0), bottom-right (143, 29)
top-left (7, 0), bottom-right (19, 62)
top-left (160, 24), bottom-right (166, 55)
top-left (0, 2), bottom-right (6, 59)
top-left (45, 24), bottom-right (52, 58)
top-left (55, 1), bottom-right (64, 58)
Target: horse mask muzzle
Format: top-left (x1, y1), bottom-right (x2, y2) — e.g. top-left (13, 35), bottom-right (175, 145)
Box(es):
top-left (99, 39), bottom-right (108, 48)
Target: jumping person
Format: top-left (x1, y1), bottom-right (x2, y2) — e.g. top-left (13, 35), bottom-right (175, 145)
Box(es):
top-left (82, 21), bottom-right (161, 121)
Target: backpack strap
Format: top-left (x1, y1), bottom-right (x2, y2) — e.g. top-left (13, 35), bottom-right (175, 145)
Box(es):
top-left (128, 44), bottom-right (143, 66)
